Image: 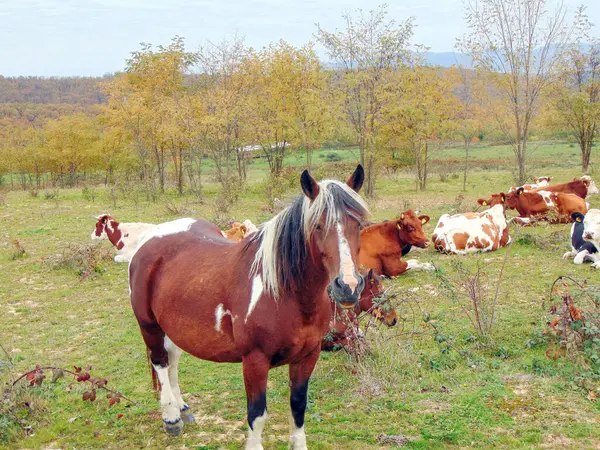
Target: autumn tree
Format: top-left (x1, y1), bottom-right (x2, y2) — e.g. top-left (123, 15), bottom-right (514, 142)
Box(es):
top-left (316, 5), bottom-right (415, 196)
top-left (380, 65), bottom-right (459, 190)
top-left (245, 41), bottom-right (332, 175)
top-left (458, 0), bottom-right (582, 184)
top-left (550, 40), bottom-right (600, 173)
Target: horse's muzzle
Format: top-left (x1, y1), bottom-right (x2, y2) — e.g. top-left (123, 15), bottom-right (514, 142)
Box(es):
top-left (329, 274), bottom-right (365, 309)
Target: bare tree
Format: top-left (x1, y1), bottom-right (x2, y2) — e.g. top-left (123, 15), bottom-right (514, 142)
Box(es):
top-left (315, 5), bottom-right (415, 197)
top-left (458, 0), bottom-right (582, 184)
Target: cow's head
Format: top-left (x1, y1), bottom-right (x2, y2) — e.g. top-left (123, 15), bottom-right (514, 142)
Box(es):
top-left (477, 193), bottom-right (506, 208)
top-left (571, 212), bottom-right (585, 224)
top-left (583, 209), bottom-right (600, 243)
top-left (395, 209), bottom-right (430, 248)
top-left (504, 188), bottom-right (524, 210)
top-left (579, 176), bottom-right (599, 195)
top-left (223, 222), bottom-right (247, 242)
top-left (91, 214), bottom-right (114, 240)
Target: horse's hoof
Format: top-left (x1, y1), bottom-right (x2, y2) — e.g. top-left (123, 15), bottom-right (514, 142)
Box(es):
top-left (163, 418), bottom-right (183, 436)
top-left (181, 408), bottom-right (195, 424)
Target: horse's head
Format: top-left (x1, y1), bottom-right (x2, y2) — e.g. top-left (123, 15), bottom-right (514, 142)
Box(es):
top-left (357, 269), bottom-right (397, 326)
top-left (300, 165), bottom-right (369, 309)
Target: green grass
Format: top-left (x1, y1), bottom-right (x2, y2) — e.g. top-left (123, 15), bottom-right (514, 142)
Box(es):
top-left (2, 143), bottom-right (600, 449)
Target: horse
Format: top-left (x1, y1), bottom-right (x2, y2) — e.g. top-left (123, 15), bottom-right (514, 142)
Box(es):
top-left (128, 165), bottom-right (369, 449)
top-left (322, 269), bottom-right (398, 351)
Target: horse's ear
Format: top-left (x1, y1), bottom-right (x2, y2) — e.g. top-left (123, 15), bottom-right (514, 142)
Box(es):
top-left (300, 170), bottom-right (320, 200)
top-left (419, 215), bottom-right (430, 225)
top-left (346, 164), bottom-right (364, 193)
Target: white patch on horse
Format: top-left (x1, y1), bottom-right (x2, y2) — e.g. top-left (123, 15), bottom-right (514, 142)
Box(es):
top-left (152, 364), bottom-right (180, 424)
top-left (246, 410), bottom-right (267, 450)
top-left (289, 414), bottom-right (307, 449)
top-left (336, 222), bottom-right (358, 291)
top-left (245, 276), bottom-right (263, 323)
top-left (215, 303), bottom-right (235, 332)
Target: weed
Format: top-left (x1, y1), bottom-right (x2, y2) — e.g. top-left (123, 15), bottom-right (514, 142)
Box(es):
top-left (9, 239), bottom-right (26, 260)
top-left (43, 190), bottom-right (58, 200)
top-left (81, 186), bottom-right (96, 202)
top-left (46, 243), bottom-right (113, 279)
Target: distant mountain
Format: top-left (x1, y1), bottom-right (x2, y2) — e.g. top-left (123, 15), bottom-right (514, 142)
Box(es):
top-left (423, 51), bottom-right (473, 68)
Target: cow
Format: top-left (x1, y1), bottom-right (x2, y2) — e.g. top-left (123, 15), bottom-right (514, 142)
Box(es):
top-left (221, 222), bottom-right (247, 242)
top-left (322, 269), bottom-right (397, 351)
top-left (508, 176), bottom-right (551, 193)
top-left (582, 209), bottom-right (600, 269)
top-left (531, 177), bottom-right (597, 199)
top-left (563, 212), bottom-right (599, 266)
top-left (504, 188), bottom-right (588, 225)
top-left (242, 219), bottom-right (259, 235)
top-left (432, 203), bottom-right (510, 254)
top-left (358, 209), bottom-right (434, 277)
top-left (91, 214), bottom-right (155, 263)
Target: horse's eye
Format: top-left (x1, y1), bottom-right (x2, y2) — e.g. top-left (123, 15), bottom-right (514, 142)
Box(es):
top-left (315, 224), bottom-right (322, 231)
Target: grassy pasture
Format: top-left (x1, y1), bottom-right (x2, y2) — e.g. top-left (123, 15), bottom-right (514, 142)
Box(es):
top-left (2, 142), bottom-right (600, 449)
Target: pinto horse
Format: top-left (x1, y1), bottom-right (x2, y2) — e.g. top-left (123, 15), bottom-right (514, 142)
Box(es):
top-left (129, 165), bottom-right (369, 449)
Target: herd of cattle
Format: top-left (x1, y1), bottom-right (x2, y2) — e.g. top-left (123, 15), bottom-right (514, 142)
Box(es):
top-left (91, 174), bottom-right (600, 350)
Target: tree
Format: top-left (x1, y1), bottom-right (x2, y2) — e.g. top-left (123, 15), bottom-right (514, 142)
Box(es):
top-left (458, 0), bottom-right (582, 184)
top-left (551, 40), bottom-right (600, 173)
top-left (380, 65), bottom-right (458, 190)
top-left (454, 67), bottom-right (487, 190)
top-left (316, 5), bottom-right (415, 196)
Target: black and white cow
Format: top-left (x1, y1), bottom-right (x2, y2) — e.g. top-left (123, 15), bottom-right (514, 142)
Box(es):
top-left (563, 212), bottom-right (600, 266)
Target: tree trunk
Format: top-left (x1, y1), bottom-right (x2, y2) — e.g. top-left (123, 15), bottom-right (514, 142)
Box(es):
top-left (582, 140), bottom-right (591, 173)
top-left (463, 138), bottom-right (470, 192)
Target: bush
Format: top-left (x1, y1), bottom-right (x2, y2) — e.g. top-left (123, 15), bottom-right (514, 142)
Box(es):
top-left (323, 152), bottom-right (342, 162)
top-left (46, 243), bottom-right (114, 279)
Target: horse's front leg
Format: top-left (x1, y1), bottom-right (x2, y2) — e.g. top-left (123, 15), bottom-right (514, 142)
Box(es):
top-left (289, 347), bottom-right (320, 450)
top-left (243, 351), bottom-right (270, 450)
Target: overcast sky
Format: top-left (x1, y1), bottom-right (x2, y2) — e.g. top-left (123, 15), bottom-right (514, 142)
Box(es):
top-left (1, 0), bottom-right (598, 77)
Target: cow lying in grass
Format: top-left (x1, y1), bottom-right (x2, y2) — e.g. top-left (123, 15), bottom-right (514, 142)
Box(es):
top-left (508, 176), bottom-right (551, 193)
top-left (91, 214), bottom-right (155, 263)
top-left (563, 212), bottom-right (599, 266)
top-left (322, 269), bottom-right (397, 351)
top-left (479, 188), bottom-right (588, 225)
top-left (582, 209), bottom-right (600, 269)
top-left (433, 200), bottom-right (510, 254)
top-left (358, 210), bottom-right (434, 277)
top-left (92, 215), bottom-right (258, 262)
top-left (531, 176), bottom-right (598, 199)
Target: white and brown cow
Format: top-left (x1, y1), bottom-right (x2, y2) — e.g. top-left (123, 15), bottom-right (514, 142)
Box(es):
top-left (582, 209), bottom-right (600, 269)
top-left (505, 188), bottom-right (588, 225)
top-left (563, 212), bottom-right (600, 266)
top-left (508, 176), bottom-right (551, 193)
top-left (91, 214), bottom-right (156, 263)
top-left (432, 203), bottom-right (510, 255)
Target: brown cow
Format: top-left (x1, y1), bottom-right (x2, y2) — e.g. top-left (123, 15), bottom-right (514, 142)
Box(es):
top-left (322, 269), bottom-right (397, 351)
top-left (359, 209), bottom-right (433, 277)
top-left (505, 188), bottom-right (588, 224)
top-left (531, 177), bottom-right (596, 199)
top-left (221, 222), bottom-right (247, 242)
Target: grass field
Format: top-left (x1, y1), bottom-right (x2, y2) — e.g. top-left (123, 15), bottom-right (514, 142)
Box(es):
top-left (2, 142), bottom-right (600, 449)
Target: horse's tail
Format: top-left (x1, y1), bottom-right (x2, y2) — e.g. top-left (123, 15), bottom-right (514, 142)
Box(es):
top-left (146, 347), bottom-right (160, 398)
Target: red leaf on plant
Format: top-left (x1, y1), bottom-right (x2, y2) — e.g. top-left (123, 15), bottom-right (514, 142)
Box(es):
top-left (89, 389), bottom-right (96, 402)
top-left (74, 366), bottom-right (82, 373)
top-left (83, 391), bottom-right (91, 401)
top-left (94, 432), bottom-right (101, 438)
top-left (26, 372), bottom-right (35, 381)
top-left (85, 365), bottom-right (92, 371)
top-left (85, 419), bottom-right (91, 425)
top-left (117, 413), bottom-right (123, 419)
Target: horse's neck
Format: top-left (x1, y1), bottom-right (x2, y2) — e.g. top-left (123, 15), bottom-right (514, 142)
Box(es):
top-left (291, 263), bottom-right (329, 316)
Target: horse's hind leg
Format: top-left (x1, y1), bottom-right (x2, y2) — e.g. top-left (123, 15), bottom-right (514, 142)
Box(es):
top-left (164, 337), bottom-right (195, 423)
top-left (143, 327), bottom-right (183, 436)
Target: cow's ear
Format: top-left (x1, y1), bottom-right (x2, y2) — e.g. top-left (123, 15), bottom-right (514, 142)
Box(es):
top-left (477, 199), bottom-right (487, 206)
top-left (419, 215), bottom-right (430, 225)
top-left (101, 215), bottom-right (108, 224)
top-left (501, 193), bottom-right (505, 202)
top-left (367, 268), bottom-right (374, 280)
top-left (577, 216), bottom-right (583, 223)
top-left (400, 213), bottom-right (405, 220)
top-left (517, 187), bottom-right (524, 196)
top-left (396, 222), bottom-right (403, 230)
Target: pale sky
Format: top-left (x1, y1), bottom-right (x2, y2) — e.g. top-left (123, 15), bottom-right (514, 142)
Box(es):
top-left (0, 0), bottom-right (598, 77)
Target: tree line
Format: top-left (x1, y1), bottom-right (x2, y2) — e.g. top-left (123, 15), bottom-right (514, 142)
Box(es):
top-left (0, 2), bottom-right (598, 199)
